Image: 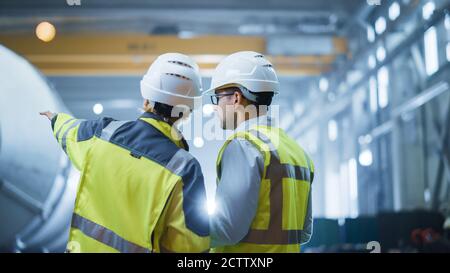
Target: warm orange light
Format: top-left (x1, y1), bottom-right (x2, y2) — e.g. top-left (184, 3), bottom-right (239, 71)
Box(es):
top-left (35, 21), bottom-right (56, 42)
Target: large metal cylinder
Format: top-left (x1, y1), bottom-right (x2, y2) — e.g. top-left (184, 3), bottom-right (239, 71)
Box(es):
top-left (0, 45), bottom-right (78, 252)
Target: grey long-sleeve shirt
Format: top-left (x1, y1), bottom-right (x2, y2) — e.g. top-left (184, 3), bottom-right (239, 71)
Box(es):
top-left (210, 115), bottom-right (313, 248)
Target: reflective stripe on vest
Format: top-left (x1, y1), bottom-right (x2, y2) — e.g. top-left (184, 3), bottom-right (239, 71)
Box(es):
top-left (240, 129), bottom-right (311, 245)
top-left (70, 118), bottom-right (204, 252)
top-left (61, 120), bottom-right (84, 153)
top-left (72, 120), bottom-right (148, 252)
top-left (100, 121), bottom-right (194, 178)
top-left (71, 213), bottom-right (151, 253)
top-left (100, 120), bottom-right (130, 142)
top-left (166, 149), bottom-right (194, 176)
top-left (55, 118), bottom-right (75, 141)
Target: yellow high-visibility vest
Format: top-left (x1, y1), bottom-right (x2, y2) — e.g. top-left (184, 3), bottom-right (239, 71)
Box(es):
top-left (214, 125), bottom-right (314, 253)
top-left (52, 112), bottom-right (210, 253)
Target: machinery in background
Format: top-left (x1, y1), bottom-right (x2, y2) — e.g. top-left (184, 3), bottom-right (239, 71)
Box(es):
top-left (0, 45), bottom-right (78, 252)
top-left (303, 210), bottom-right (450, 253)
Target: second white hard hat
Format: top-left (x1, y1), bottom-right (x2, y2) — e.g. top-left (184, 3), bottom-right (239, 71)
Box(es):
top-left (140, 53), bottom-right (202, 111)
top-left (203, 51), bottom-right (279, 95)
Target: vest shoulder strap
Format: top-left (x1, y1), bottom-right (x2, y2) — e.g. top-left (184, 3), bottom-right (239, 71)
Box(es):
top-left (216, 129), bottom-right (271, 181)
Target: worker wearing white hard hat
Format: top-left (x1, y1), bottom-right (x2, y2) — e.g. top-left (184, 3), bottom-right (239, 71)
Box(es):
top-left (205, 51), bottom-right (314, 253)
top-left (41, 53), bottom-right (210, 253)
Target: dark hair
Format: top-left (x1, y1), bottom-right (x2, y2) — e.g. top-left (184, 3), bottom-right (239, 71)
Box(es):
top-left (248, 91), bottom-right (274, 106)
top-left (152, 102), bottom-right (184, 119)
top-left (219, 86), bottom-right (274, 106)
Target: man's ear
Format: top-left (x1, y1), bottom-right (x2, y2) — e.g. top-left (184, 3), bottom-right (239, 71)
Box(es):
top-left (143, 99), bottom-right (151, 111)
top-left (234, 92), bottom-right (242, 105)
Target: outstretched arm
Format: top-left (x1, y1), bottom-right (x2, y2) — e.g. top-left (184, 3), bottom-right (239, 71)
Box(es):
top-left (40, 111), bottom-right (105, 171)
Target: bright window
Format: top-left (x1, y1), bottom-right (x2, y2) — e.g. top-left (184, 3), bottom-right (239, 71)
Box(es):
top-left (389, 2), bottom-right (400, 21)
top-left (328, 119), bottom-right (338, 141)
top-left (377, 66), bottom-right (389, 108)
top-left (375, 17), bottom-right (386, 35)
top-left (422, 1), bottom-right (435, 20)
top-left (367, 26), bottom-right (375, 42)
top-left (369, 76), bottom-right (378, 113)
top-left (447, 43), bottom-right (450, 62)
top-left (424, 26), bottom-right (439, 75)
top-left (376, 46), bottom-right (386, 62)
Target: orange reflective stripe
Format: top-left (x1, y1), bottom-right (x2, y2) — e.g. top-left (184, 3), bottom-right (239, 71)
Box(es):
top-left (240, 129), bottom-right (310, 245)
top-left (242, 229), bottom-right (303, 245)
top-left (268, 163), bottom-right (311, 182)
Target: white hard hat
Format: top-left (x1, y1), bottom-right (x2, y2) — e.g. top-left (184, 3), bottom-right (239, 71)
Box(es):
top-left (204, 51), bottom-right (279, 95)
top-left (140, 53), bottom-right (202, 111)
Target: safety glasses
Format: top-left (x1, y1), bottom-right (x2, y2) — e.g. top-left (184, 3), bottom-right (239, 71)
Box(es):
top-left (210, 91), bottom-right (236, 105)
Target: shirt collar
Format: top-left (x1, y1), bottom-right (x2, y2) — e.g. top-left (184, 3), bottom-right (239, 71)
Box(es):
top-left (139, 111), bottom-right (189, 151)
top-left (235, 115), bottom-right (273, 133)
top-left (140, 111), bottom-right (166, 122)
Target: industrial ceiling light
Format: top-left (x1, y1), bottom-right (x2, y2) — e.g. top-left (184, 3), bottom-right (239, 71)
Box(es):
top-left (202, 104), bottom-right (214, 117)
top-left (35, 21), bottom-right (56, 42)
top-left (447, 43), bottom-right (450, 62)
top-left (377, 66), bottom-right (389, 108)
top-left (389, 2), bottom-right (401, 21)
top-left (328, 119), bottom-right (338, 142)
top-left (367, 26), bottom-right (375, 42)
top-left (93, 103), bottom-right (103, 115)
top-left (193, 137), bottom-right (204, 148)
top-left (359, 148), bottom-right (373, 166)
top-left (424, 26), bottom-right (439, 75)
top-left (375, 17), bottom-right (386, 35)
top-left (319, 77), bottom-right (329, 92)
top-left (422, 1), bottom-right (435, 20)
top-left (376, 46), bottom-right (386, 62)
